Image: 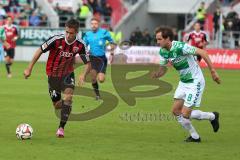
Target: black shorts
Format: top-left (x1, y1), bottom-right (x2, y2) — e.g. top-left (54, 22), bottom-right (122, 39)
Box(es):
top-left (48, 72), bottom-right (75, 102)
top-left (4, 48), bottom-right (15, 59)
top-left (90, 56), bottom-right (107, 74)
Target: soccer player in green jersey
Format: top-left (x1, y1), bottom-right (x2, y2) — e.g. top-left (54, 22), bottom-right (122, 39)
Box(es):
top-left (152, 27), bottom-right (221, 142)
top-left (0, 27), bottom-right (5, 61)
top-left (0, 27), bottom-right (9, 62)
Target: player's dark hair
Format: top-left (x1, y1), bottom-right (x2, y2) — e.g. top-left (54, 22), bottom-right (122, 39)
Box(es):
top-left (155, 27), bottom-right (174, 41)
top-left (195, 21), bottom-right (201, 25)
top-left (65, 19), bottom-right (80, 31)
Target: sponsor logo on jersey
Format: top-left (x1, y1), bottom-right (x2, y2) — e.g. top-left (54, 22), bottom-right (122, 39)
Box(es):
top-left (170, 57), bottom-right (185, 63)
top-left (60, 51), bottom-right (73, 57)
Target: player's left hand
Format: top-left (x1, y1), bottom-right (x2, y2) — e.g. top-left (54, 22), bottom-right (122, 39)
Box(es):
top-left (78, 74), bottom-right (86, 86)
top-left (4, 42), bottom-right (10, 49)
top-left (211, 70), bottom-right (221, 84)
top-left (12, 37), bottom-right (18, 42)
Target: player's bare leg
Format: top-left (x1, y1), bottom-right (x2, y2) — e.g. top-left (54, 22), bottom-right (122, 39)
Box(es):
top-left (91, 69), bottom-right (101, 100)
top-left (172, 99), bottom-right (201, 142)
top-left (98, 73), bottom-right (105, 83)
top-left (56, 88), bottom-right (73, 138)
top-left (171, 99), bottom-right (184, 116)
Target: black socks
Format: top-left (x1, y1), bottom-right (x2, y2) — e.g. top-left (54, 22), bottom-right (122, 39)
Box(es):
top-left (92, 82), bottom-right (100, 97)
top-left (59, 104), bottom-right (72, 129)
top-left (5, 63), bottom-right (12, 74)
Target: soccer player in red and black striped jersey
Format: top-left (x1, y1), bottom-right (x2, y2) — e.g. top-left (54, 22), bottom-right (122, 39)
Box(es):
top-left (4, 16), bottom-right (18, 78)
top-left (24, 19), bottom-right (90, 138)
top-left (186, 22), bottom-right (209, 62)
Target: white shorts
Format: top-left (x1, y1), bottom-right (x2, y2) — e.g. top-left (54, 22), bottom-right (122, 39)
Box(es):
top-left (0, 44), bottom-right (4, 61)
top-left (174, 80), bottom-right (205, 107)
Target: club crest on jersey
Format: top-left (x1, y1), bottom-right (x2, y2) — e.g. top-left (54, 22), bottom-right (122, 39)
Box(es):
top-left (73, 47), bottom-right (79, 53)
top-left (60, 51), bottom-right (73, 57)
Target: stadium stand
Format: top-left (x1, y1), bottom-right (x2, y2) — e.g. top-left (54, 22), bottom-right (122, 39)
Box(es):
top-left (118, 0), bottom-right (240, 49)
top-left (107, 0), bottom-right (127, 26)
top-left (0, 0), bottom-right (48, 27)
top-left (47, 0), bottom-right (123, 29)
top-left (1, 0), bottom-right (239, 49)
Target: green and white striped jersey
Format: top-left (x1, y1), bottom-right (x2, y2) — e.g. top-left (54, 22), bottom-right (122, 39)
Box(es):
top-left (0, 27), bottom-right (6, 42)
top-left (159, 41), bottom-right (204, 83)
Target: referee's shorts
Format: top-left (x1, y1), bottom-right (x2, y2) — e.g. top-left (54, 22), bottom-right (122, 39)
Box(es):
top-left (90, 55), bottom-right (108, 74)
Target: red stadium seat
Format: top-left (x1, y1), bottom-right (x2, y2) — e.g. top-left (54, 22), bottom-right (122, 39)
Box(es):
top-left (20, 20), bottom-right (29, 27)
top-left (107, 0), bottom-right (127, 26)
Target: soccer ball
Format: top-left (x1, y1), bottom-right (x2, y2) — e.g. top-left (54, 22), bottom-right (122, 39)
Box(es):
top-left (16, 123), bottom-right (33, 140)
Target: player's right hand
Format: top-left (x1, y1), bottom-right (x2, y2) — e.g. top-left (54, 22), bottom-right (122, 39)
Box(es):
top-left (78, 74), bottom-right (85, 86)
top-left (24, 69), bottom-right (31, 79)
top-left (211, 70), bottom-right (221, 84)
top-left (5, 42), bottom-right (10, 49)
top-left (109, 54), bottom-right (114, 64)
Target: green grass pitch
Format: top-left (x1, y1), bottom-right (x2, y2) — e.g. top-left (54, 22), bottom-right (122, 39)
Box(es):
top-left (0, 62), bottom-right (239, 160)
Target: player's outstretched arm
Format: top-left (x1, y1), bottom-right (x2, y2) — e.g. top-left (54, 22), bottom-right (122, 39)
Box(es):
top-left (151, 66), bottom-right (168, 79)
top-left (195, 48), bottom-right (221, 84)
top-left (24, 48), bottom-right (43, 79)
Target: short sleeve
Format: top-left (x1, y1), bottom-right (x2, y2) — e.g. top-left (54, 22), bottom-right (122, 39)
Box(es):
top-left (105, 30), bottom-right (114, 43)
top-left (83, 33), bottom-right (89, 46)
top-left (159, 49), bottom-right (168, 66)
top-left (159, 56), bottom-right (168, 66)
top-left (203, 32), bottom-right (210, 42)
top-left (14, 26), bottom-right (19, 36)
top-left (40, 36), bottom-right (56, 53)
top-left (78, 40), bottom-right (90, 64)
top-left (185, 33), bottom-right (191, 42)
top-left (182, 43), bottom-right (196, 55)
top-left (0, 29), bottom-right (6, 41)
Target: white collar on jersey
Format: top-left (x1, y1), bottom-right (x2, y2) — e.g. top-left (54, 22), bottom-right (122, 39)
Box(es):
top-left (64, 36), bottom-right (77, 45)
top-left (193, 30), bottom-right (203, 35)
top-left (4, 24), bottom-right (14, 29)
